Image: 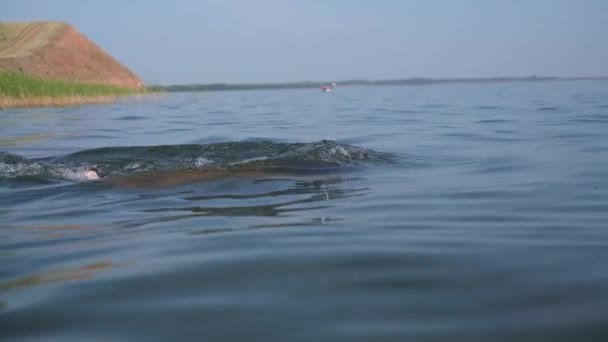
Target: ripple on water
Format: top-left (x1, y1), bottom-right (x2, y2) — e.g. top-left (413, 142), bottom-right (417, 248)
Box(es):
top-left (536, 106), bottom-right (560, 111)
top-left (115, 115), bottom-right (147, 121)
top-left (474, 119), bottom-right (512, 124)
top-left (474, 105), bottom-right (504, 110)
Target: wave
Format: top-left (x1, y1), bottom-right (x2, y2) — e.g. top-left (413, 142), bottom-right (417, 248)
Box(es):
top-left (0, 140), bottom-right (394, 182)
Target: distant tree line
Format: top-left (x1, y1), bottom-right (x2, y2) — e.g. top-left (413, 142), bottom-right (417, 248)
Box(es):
top-left (148, 76), bottom-right (607, 93)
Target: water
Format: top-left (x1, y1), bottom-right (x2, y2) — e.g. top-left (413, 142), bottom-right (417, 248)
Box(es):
top-left (1, 82), bottom-right (608, 341)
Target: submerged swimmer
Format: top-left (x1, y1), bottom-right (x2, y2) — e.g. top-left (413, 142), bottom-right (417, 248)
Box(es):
top-left (84, 167), bottom-right (104, 180)
top-left (92, 167), bottom-right (343, 189)
top-left (1, 140), bottom-right (392, 187)
top-left (65, 166), bottom-right (105, 181)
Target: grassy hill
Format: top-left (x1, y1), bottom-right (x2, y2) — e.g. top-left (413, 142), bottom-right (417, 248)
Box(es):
top-left (0, 21), bottom-right (143, 108)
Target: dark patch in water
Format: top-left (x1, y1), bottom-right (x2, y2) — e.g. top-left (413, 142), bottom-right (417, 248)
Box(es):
top-left (536, 106), bottom-right (559, 111)
top-left (475, 119), bottom-right (511, 124)
top-left (115, 116), bottom-right (147, 121)
top-left (165, 128), bottom-right (194, 133)
top-left (396, 109), bottom-right (430, 114)
top-left (569, 115), bottom-right (608, 124)
top-left (474, 105), bottom-right (503, 110)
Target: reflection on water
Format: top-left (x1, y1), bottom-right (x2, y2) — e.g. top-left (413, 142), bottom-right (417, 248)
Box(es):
top-left (0, 133), bottom-right (58, 147)
top-left (147, 178), bottom-right (365, 216)
top-left (0, 261), bottom-right (114, 294)
top-left (26, 224), bottom-right (101, 240)
top-left (112, 176), bottom-right (368, 229)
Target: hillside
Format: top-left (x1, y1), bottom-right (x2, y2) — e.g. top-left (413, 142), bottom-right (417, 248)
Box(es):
top-left (0, 21), bottom-right (142, 89)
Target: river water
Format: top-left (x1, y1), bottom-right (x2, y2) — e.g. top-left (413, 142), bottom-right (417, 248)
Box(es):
top-left (1, 82), bottom-right (608, 341)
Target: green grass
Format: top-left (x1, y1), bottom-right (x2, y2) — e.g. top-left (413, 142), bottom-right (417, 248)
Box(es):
top-left (0, 71), bottom-right (136, 98)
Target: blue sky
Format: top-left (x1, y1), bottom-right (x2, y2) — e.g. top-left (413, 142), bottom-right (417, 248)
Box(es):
top-left (2, 0), bottom-right (607, 84)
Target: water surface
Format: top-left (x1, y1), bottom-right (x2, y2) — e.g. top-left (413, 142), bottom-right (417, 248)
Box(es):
top-left (2, 82), bottom-right (608, 341)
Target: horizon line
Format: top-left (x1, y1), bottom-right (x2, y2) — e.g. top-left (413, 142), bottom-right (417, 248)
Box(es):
top-left (152, 75), bottom-right (608, 87)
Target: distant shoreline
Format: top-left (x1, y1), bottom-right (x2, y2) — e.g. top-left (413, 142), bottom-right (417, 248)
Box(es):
top-left (150, 76), bottom-right (608, 93)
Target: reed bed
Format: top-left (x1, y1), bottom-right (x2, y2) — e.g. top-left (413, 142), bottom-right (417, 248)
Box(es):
top-left (0, 72), bottom-right (142, 108)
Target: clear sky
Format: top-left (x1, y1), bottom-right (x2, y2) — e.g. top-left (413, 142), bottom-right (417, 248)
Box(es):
top-left (1, 0), bottom-right (606, 84)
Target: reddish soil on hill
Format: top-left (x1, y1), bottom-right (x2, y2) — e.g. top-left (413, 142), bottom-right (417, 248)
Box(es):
top-left (0, 22), bottom-right (142, 89)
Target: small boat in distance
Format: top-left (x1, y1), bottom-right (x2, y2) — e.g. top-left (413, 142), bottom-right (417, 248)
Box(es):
top-left (321, 82), bottom-right (336, 92)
